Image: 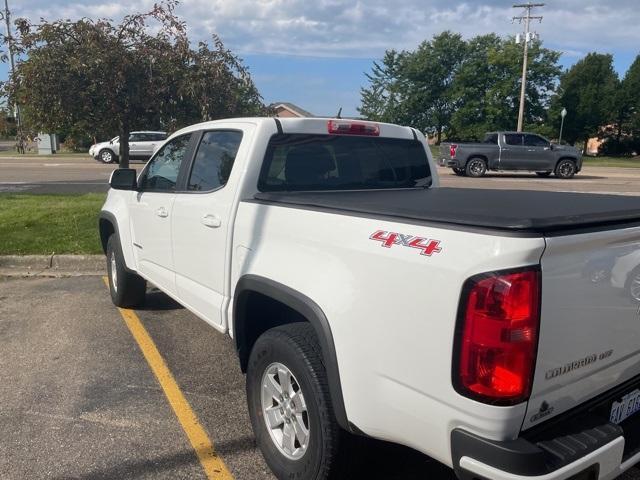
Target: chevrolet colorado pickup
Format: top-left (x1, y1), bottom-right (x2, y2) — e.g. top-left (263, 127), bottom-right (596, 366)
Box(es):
top-left (439, 132), bottom-right (582, 178)
top-left (100, 117), bottom-right (640, 480)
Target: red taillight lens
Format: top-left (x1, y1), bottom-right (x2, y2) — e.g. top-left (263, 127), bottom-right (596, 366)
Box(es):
top-left (449, 144), bottom-right (458, 158)
top-left (327, 120), bottom-right (380, 136)
top-left (456, 268), bottom-right (540, 405)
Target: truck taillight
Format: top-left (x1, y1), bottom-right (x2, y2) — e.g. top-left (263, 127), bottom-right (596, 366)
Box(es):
top-left (449, 144), bottom-right (458, 158)
top-left (327, 120), bottom-right (380, 136)
top-left (455, 268), bottom-right (540, 405)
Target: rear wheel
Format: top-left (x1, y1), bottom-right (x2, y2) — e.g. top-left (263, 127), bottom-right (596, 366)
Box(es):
top-left (555, 159), bottom-right (576, 179)
top-left (106, 234), bottom-right (146, 308)
top-left (465, 158), bottom-right (487, 178)
top-left (452, 168), bottom-right (465, 176)
top-left (535, 171), bottom-right (552, 177)
top-left (246, 323), bottom-right (346, 479)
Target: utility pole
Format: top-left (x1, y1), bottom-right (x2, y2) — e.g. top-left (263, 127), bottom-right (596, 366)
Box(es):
top-left (513, 2), bottom-right (543, 132)
top-left (3, 0), bottom-right (20, 131)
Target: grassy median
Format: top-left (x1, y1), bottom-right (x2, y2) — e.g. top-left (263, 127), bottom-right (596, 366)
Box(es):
top-left (0, 193), bottom-right (104, 255)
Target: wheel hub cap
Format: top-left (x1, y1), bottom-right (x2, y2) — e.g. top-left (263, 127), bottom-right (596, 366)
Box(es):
top-left (261, 362), bottom-right (310, 460)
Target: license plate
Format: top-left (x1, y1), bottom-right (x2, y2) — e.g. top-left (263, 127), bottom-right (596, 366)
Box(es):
top-left (610, 388), bottom-right (640, 424)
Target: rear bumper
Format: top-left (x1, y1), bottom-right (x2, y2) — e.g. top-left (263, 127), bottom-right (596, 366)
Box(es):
top-left (452, 408), bottom-right (640, 480)
top-left (441, 158), bottom-right (461, 168)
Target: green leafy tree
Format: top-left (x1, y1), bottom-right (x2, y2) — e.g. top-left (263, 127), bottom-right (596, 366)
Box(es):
top-left (5, 1), bottom-right (264, 167)
top-left (549, 53), bottom-right (618, 150)
top-left (401, 31), bottom-right (466, 143)
top-left (450, 35), bottom-right (561, 140)
top-left (358, 50), bottom-right (407, 123)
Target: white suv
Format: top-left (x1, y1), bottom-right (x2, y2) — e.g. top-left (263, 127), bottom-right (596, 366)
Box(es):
top-left (89, 131), bottom-right (167, 163)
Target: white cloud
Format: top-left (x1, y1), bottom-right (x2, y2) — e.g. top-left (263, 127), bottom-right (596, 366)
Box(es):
top-left (13, 0), bottom-right (640, 59)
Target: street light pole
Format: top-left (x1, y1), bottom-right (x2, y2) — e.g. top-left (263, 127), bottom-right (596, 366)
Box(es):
top-left (559, 107), bottom-right (567, 144)
top-left (513, 3), bottom-right (544, 132)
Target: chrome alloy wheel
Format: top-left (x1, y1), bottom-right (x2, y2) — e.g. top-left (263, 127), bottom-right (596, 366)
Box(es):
top-left (110, 251), bottom-right (118, 292)
top-left (468, 159), bottom-right (485, 176)
top-left (261, 362), bottom-right (310, 460)
top-left (630, 273), bottom-right (640, 302)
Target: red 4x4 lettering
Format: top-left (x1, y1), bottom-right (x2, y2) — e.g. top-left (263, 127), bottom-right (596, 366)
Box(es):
top-left (370, 230), bottom-right (442, 256)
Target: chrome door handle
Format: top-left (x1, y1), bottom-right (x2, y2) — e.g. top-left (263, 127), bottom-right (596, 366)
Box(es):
top-left (202, 214), bottom-right (221, 228)
top-left (156, 207), bottom-right (168, 218)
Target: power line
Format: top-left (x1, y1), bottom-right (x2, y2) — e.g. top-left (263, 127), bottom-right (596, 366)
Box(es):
top-left (513, 2), bottom-right (544, 132)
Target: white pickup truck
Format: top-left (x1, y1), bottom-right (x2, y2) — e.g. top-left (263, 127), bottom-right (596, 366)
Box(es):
top-left (99, 117), bottom-right (640, 480)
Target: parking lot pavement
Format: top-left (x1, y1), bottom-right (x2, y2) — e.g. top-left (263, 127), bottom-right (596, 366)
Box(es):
top-left (0, 276), bottom-right (455, 479)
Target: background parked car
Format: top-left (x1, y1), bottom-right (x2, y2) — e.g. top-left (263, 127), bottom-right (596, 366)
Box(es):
top-left (89, 131), bottom-right (167, 163)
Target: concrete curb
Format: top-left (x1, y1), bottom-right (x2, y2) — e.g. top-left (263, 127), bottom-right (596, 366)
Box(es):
top-left (0, 254), bottom-right (105, 277)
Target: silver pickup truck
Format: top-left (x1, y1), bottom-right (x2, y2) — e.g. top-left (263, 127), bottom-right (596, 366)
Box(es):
top-left (439, 132), bottom-right (583, 179)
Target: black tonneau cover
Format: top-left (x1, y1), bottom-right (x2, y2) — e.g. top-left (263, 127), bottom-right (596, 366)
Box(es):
top-left (253, 188), bottom-right (640, 234)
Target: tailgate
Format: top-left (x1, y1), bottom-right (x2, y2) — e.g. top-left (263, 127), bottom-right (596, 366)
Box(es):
top-left (523, 225), bottom-right (640, 430)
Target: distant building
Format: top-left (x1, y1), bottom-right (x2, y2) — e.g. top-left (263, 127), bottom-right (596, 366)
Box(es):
top-left (271, 102), bottom-right (314, 118)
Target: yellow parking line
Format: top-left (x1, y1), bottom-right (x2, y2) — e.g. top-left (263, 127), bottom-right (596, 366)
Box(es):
top-left (102, 277), bottom-right (234, 480)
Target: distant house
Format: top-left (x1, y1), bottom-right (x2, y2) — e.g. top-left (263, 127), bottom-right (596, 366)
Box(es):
top-left (271, 102), bottom-right (314, 118)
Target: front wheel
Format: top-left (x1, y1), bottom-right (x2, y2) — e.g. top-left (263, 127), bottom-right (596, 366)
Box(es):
top-left (465, 158), bottom-right (487, 177)
top-left (106, 234), bottom-right (146, 308)
top-left (99, 148), bottom-right (117, 164)
top-left (246, 323), bottom-right (346, 479)
top-left (555, 159), bottom-right (576, 179)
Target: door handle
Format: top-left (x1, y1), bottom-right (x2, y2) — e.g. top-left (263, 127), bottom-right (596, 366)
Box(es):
top-left (156, 207), bottom-right (168, 218)
top-left (202, 214), bottom-right (221, 228)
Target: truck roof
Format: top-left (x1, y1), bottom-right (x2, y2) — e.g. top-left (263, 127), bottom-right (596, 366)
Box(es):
top-left (254, 188), bottom-right (640, 234)
top-left (171, 117), bottom-right (418, 140)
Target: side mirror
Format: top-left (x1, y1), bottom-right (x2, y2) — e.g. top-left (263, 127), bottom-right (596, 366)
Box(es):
top-left (109, 168), bottom-right (137, 190)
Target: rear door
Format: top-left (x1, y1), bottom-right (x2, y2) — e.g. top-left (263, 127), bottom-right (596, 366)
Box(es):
top-left (522, 134), bottom-right (554, 171)
top-left (523, 226), bottom-right (640, 430)
top-left (171, 127), bottom-right (249, 331)
top-left (499, 133), bottom-right (526, 169)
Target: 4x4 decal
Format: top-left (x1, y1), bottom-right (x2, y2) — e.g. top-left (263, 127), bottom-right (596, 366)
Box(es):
top-left (370, 230), bottom-right (442, 256)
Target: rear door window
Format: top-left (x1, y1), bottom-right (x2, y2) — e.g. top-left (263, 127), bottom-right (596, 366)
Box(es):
top-left (259, 134), bottom-right (431, 192)
top-left (187, 131), bottom-right (243, 192)
top-left (504, 134), bottom-right (524, 146)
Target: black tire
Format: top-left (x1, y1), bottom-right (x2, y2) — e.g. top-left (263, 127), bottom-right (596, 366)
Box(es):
top-left (106, 234), bottom-right (146, 308)
top-left (99, 148), bottom-right (117, 164)
top-left (465, 157), bottom-right (487, 177)
top-left (452, 168), bottom-right (465, 176)
top-left (535, 171), bottom-right (552, 177)
top-left (555, 159), bottom-right (576, 179)
top-left (246, 323), bottom-right (346, 480)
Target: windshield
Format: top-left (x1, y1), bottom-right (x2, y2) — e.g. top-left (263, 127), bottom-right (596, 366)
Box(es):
top-left (110, 136), bottom-right (119, 143)
top-left (258, 134), bottom-right (431, 192)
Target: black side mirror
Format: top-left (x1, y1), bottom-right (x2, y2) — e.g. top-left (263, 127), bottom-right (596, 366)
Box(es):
top-left (110, 168), bottom-right (137, 190)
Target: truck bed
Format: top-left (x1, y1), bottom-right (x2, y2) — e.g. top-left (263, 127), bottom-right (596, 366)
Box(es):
top-left (254, 188), bottom-right (640, 234)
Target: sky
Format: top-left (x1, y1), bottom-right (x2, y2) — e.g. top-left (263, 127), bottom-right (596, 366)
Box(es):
top-left (6, 0), bottom-right (640, 117)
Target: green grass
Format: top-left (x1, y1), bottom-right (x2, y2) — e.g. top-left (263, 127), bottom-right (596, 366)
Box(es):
top-left (582, 156), bottom-right (640, 168)
top-left (0, 193), bottom-right (105, 255)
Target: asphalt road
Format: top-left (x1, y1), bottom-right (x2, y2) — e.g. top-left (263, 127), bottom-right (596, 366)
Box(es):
top-left (0, 276), bottom-right (453, 480)
top-left (2, 154), bottom-right (640, 195)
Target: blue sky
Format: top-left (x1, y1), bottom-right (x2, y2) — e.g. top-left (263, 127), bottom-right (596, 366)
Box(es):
top-left (6, 0), bottom-right (640, 117)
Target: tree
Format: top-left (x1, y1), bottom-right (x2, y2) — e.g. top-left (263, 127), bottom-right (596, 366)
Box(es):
top-left (358, 33), bottom-right (561, 142)
top-left (401, 31), bottom-right (466, 143)
top-left (549, 53), bottom-right (618, 150)
top-left (450, 35), bottom-right (561, 140)
top-left (358, 50), bottom-right (406, 123)
top-left (5, 1), bottom-right (264, 167)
